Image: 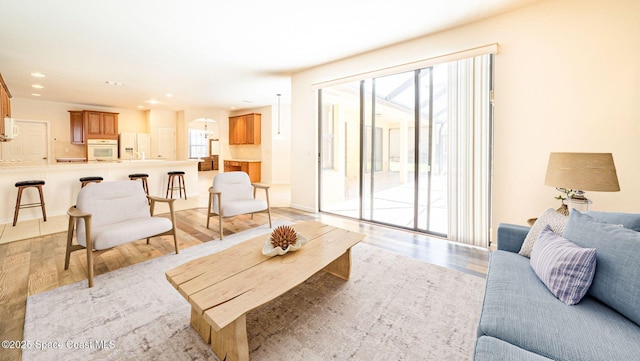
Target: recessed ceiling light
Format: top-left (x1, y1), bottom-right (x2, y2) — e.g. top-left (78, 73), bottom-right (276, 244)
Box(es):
top-left (105, 80), bottom-right (124, 86)
top-left (32, 84), bottom-right (44, 89)
top-left (31, 93), bottom-right (42, 97)
top-left (30, 72), bottom-right (46, 78)
top-left (165, 93), bottom-right (173, 98)
top-left (146, 99), bottom-right (160, 105)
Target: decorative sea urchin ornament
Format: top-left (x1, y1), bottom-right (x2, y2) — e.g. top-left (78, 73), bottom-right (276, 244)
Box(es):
top-left (262, 225), bottom-right (307, 257)
top-left (270, 225), bottom-right (298, 250)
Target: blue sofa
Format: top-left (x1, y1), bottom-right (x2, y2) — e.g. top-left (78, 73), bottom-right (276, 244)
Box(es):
top-left (473, 211), bottom-right (640, 361)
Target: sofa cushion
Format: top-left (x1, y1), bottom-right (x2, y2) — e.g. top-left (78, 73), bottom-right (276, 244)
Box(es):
top-left (586, 211), bottom-right (640, 231)
top-left (222, 198), bottom-right (268, 218)
top-left (474, 336), bottom-right (552, 361)
top-left (478, 251), bottom-right (640, 361)
top-left (562, 210), bottom-right (640, 326)
top-left (530, 225), bottom-right (596, 305)
top-left (519, 208), bottom-right (568, 257)
top-left (87, 217), bottom-right (173, 250)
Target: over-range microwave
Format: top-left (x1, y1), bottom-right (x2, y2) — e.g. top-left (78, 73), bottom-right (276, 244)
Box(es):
top-left (87, 139), bottom-right (118, 161)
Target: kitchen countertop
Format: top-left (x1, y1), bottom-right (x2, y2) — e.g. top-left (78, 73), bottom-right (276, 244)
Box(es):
top-left (0, 159), bottom-right (194, 169)
top-left (56, 157), bottom-right (87, 162)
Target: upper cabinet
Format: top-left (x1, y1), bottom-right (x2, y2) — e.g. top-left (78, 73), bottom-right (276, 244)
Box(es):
top-left (0, 73), bottom-right (12, 138)
top-left (85, 111), bottom-right (118, 139)
top-left (69, 111), bottom-right (85, 144)
top-left (229, 113), bottom-right (261, 145)
top-left (0, 74), bottom-right (10, 119)
top-left (69, 110), bottom-right (119, 143)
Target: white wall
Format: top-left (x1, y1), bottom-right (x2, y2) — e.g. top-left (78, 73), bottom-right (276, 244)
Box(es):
top-left (271, 103), bottom-right (291, 184)
top-left (291, 0), bottom-right (640, 240)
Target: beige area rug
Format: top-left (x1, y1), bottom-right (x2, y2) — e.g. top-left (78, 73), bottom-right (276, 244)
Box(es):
top-left (23, 222), bottom-right (486, 361)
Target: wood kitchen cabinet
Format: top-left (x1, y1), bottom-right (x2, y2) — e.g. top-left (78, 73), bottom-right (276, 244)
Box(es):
top-left (85, 111), bottom-right (118, 139)
top-left (229, 113), bottom-right (261, 145)
top-left (224, 160), bottom-right (261, 183)
top-left (0, 73), bottom-right (11, 138)
top-left (69, 111), bottom-right (85, 144)
top-left (198, 156), bottom-right (219, 171)
top-left (69, 110), bottom-right (119, 143)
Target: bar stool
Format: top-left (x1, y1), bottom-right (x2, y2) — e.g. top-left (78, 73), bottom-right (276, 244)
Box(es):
top-left (79, 176), bottom-right (103, 187)
top-left (13, 180), bottom-right (47, 226)
top-left (166, 171), bottom-right (187, 199)
top-left (129, 173), bottom-right (149, 195)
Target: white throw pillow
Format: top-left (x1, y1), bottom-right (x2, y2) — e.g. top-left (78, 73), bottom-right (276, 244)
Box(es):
top-left (519, 208), bottom-right (569, 257)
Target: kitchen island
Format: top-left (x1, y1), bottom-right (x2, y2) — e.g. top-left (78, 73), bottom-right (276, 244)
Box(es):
top-left (0, 159), bottom-right (199, 224)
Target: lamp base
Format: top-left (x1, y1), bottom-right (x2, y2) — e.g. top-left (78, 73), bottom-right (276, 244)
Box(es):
top-left (568, 196), bottom-right (591, 213)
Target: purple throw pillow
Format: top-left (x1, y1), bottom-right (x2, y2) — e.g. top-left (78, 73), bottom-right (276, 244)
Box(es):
top-left (530, 225), bottom-right (596, 305)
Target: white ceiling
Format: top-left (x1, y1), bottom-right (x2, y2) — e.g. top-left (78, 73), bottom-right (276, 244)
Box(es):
top-left (0, 0), bottom-right (538, 111)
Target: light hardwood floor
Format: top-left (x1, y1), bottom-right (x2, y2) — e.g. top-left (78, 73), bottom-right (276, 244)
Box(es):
top-left (0, 197), bottom-right (489, 361)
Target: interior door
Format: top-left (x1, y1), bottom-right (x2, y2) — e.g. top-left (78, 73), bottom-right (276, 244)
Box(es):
top-left (1, 120), bottom-right (48, 162)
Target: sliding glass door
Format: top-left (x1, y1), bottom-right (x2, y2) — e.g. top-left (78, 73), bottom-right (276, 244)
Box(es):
top-left (362, 72), bottom-right (420, 229)
top-left (318, 81), bottom-right (361, 220)
top-left (319, 53), bottom-right (493, 247)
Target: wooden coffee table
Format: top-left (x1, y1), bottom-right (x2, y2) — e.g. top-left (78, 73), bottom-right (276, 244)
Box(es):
top-left (165, 221), bottom-right (365, 361)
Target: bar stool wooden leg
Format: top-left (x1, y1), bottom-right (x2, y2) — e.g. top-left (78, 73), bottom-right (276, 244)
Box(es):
top-left (166, 175), bottom-right (173, 198)
top-left (37, 185), bottom-right (47, 222)
top-left (179, 175), bottom-right (187, 200)
top-left (13, 187), bottom-right (24, 227)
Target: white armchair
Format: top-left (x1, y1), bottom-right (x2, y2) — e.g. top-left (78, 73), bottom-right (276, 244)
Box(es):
top-left (206, 171), bottom-right (272, 239)
top-left (65, 180), bottom-right (179, 287)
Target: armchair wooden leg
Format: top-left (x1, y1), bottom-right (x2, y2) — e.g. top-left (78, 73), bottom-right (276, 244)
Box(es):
top-left (167, 200), bottom-right (179, 254)
top-left (210, 191), bottom-right (223, 240)
top-left (219, 215), bottom-right (223, 240)
top-left (218, 215), bottom-right (224, 241)
top-left (172, 233), bottom-right (179, 254)
top-left (206, 192), bottom-right (213, 229)
top-left (85, 221), bottom-right (94, 288)
top-left (65, 216), bottom-right (75, 270)
top-left (265, 189), bottom-right (272, 228)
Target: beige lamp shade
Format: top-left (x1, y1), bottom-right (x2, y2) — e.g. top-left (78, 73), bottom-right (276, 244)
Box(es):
top-left (544, 152), bottom-right (620, 192)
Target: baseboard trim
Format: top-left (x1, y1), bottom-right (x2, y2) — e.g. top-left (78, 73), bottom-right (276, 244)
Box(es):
top-left (289, 203), bottom-right (317, 213)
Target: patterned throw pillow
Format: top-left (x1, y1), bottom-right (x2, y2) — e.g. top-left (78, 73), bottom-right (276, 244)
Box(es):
top-left (519, 208), bottom-right (569, 257)
top-left (530, 225), bottom-right (597, 305)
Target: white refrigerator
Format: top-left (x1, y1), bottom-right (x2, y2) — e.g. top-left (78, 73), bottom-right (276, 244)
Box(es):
top-left (119, 133), bottom-right (151, 160)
